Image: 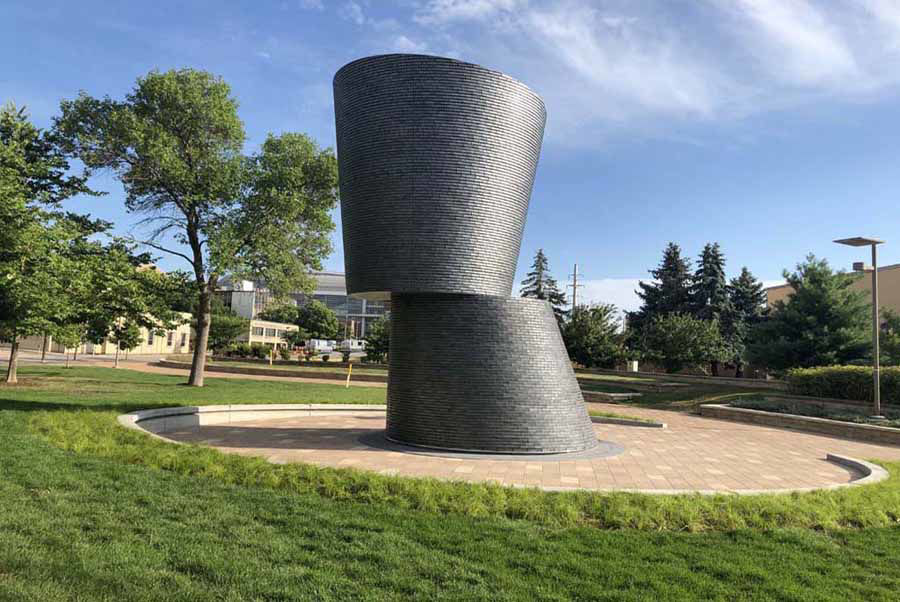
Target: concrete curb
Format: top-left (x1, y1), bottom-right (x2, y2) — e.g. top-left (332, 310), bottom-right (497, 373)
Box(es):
top-left (590, 416), bottom-right (666, 428)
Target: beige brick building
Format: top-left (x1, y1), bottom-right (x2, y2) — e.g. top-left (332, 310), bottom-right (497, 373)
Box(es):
top-left (765, 263), bottom-right (900, 314)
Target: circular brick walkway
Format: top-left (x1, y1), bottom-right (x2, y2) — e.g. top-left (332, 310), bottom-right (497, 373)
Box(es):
top-left (160, 402), bottom-right (900, 493)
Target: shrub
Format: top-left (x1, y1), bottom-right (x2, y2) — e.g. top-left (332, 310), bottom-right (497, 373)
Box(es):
top-left (278, 348), bottom-right (292, 361)
top-left (230, 343), bottom-right (252, 358)
top-left (250, 343), bottom-right (269, 359)
top-left (786, 365), bottom-right (900, 402)
top-left (321, 354), bottom-right (330, 362)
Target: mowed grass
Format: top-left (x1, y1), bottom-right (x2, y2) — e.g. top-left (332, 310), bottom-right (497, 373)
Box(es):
top-left (3, 366), bottom-right (900, 599)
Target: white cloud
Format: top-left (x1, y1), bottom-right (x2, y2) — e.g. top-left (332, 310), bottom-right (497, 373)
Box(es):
top-left (722, 0), bottom-right (859, 87)
top-left (299, 0), bottom-right (324, 9)
top-left (255, 50), bottom-right (272, 60)
top-left (340, 1), bottom-right (366, 25)
top-left (414, 0), bottom-right (525, 26)
top-left (378, 0), bottom-right (900, 142)
top-left (392, 35), bottom-right (428, 53)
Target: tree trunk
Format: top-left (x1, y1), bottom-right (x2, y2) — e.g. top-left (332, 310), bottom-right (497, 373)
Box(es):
top-left (65, 350), bottom-right (70, 369)
top-left (73, 346), bottom-right (78, 361)
top-left (710, 360), bottom-right (720, 377)
top-left (5, 335), bottom-right (18, 384)
top-left (114, 345), bottom-right (120, 369)
top-left (188, 287), bottom-right (212, 387)
top-left (41, 332), bottom-right (48, 363)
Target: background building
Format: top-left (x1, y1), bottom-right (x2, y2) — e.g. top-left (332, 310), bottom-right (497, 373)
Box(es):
top-left (218, 271), bottom-right (388, 338)
top-left (765, 263), bottom-right (900, 314)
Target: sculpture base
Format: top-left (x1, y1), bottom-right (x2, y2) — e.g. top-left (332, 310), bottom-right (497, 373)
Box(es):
top-left (386, 293), bottom-right (597, 454)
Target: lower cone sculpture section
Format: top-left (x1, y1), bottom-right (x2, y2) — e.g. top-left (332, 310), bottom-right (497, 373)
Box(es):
top-left (386, 294), bottom-right (598, 454)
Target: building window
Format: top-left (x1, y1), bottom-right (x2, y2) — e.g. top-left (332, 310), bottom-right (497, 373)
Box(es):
top-left (180, 333), bottom-right (187, 347)
top-left (252, 327), bottom-right (264, 336)
top-left (265, 328), bottom-right (277, 337)
top-left (147, 331), bottom-right (154, 345)
top-left (167, 331), bottom-right (174, 346)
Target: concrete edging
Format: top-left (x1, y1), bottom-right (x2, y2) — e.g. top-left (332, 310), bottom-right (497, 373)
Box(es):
top-left (118, 403), bottom-right (388, 439)
top-left (590, 416), bottom-right (666, 428)
top-left (699, 403), bottom-right (900, 446)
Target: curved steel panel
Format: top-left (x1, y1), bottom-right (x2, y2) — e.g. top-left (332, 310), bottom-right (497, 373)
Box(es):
top-left (333, 54), bottom-right (546, 299)
top-left (386, 294), bottom-right (598, 453)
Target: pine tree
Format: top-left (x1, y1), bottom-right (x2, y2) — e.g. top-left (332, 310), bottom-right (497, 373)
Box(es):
top-left (628, 243), bottom-right (692, 336)
top-left (747, 255), bottom-right (869, 372)
top-left (692, 243), bottom-right (730, 320)
top-left (725, 266), bottom-right (767, 377)
top-left (691, 242), bottom-right (731, 375)
top-left (520, 249), bottom-right (568, 322)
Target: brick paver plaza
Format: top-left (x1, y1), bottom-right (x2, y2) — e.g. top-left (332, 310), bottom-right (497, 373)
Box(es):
top-left (161, 402), bottom-right (900, 492)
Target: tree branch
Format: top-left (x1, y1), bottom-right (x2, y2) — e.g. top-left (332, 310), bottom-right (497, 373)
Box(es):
top-left (125, 237), bottom-right (195, 265)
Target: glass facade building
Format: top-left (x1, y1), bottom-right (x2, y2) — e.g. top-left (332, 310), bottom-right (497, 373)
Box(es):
top-left (217, 272), bottom-right (388, 338)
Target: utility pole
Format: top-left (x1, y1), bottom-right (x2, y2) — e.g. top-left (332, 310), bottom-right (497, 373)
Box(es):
top-left (567, 264), bottom-right (583, 312)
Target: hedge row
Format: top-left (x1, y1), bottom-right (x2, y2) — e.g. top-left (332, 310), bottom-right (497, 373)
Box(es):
top-left (786, 365), bottom-right (900, 403)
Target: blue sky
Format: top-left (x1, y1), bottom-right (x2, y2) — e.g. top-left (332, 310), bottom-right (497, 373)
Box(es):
top-left (6, 0), bottom-right (900, 312)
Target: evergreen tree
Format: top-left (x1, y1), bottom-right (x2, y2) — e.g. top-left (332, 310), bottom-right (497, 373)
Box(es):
top-left (690, 243), bottom-right (731, 375)
top-left (726, 267), bottom-right (767, 376)
top-left (628, 243), bottom-right (693, 336)
top-left (520, 249), bottom-right (568, 322)
top-left (747, 255), bottom-right (869, 372)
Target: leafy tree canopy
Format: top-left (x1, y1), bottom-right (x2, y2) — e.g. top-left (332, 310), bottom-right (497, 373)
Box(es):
top-left (640, 312), bottom-right (727, 374)
top-left (562, 303), bottom-right (625, 369)
top-left (296, 300), bottom-right (340, 340)
top-left (55, 69), bottom-right (339, 385)
top-left (363, 316), bottom-right (390, 363)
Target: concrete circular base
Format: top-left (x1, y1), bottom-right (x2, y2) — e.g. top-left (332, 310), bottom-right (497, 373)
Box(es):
top-left (118, 403), bottom-right (897, 494)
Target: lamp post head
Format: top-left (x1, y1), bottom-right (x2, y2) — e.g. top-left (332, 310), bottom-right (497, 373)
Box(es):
top-left (834, 236), bottom-right (885, 247)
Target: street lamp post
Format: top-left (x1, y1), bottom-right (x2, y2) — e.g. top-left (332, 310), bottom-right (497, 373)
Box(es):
top-left (834, 236), bottom-right (885, 418)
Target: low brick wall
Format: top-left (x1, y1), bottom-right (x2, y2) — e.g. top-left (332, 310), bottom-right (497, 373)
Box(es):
top-left (577, 368), bottom-right (786, 390)
top-left (699, 403), bottom-right (900, 446)
top-left (210, 356), bottom-right (388, 371)
top-left (156, 361), bottom-right (389, 383)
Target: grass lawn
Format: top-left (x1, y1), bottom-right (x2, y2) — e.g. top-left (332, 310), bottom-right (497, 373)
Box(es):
top-left (3, 366), bottom-right (900, 600)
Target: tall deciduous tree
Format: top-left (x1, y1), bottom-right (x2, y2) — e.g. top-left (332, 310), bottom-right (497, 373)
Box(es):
top-left (562, 303), bottom-right (625, 369)
top-left (56, 69), bottom-right (339, 386)
top-left (520, 248), bottom-right (568, 322)
top-left (628, 243), bottom-right (693, 336)
top-left (747, 255), bottom-right (869, 372)
top-left (296, 299), bottom-right (340, 340)
top-left (0, 103), bottom-right (96, 383)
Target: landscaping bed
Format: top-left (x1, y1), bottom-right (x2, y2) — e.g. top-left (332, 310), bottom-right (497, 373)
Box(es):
top-left (700, 400), bottom-right (900, 446)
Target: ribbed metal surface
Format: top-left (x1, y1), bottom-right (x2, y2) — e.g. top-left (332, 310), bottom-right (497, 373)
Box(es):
top-left (386, 294), bottom-right (597, 453)
top-left (333, 54), bottom-right (597, 454)
top-left (334, 54), bottom-right (545, 300)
